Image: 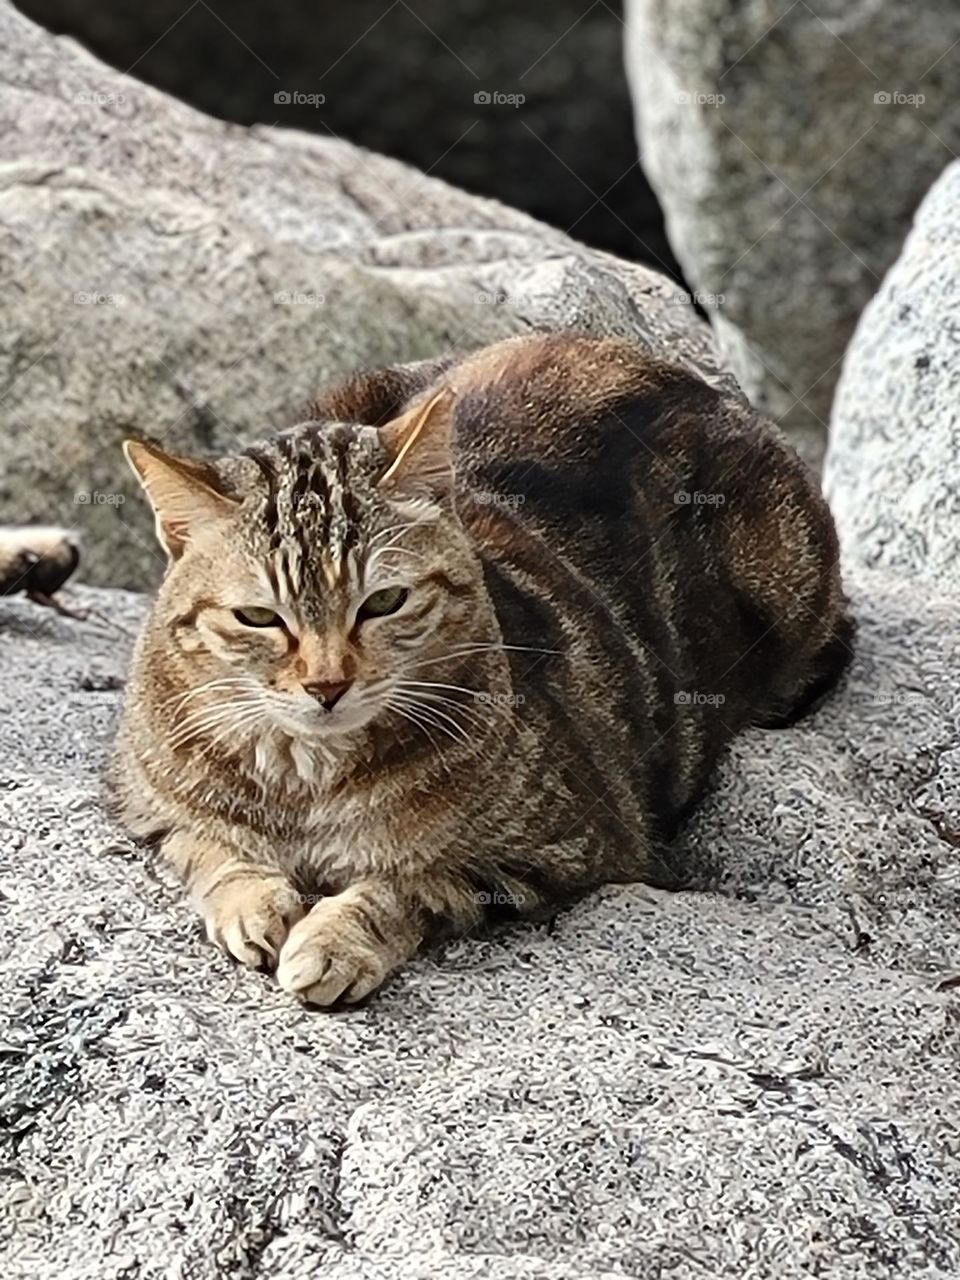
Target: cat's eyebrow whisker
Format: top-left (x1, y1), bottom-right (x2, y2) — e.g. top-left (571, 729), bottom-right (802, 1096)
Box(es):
top-left (366, 521), bottom-right (427, 557)
top-left (367, 522), bottom-right (411, 547)
top-left (369, 546), bottom-right (424, 559)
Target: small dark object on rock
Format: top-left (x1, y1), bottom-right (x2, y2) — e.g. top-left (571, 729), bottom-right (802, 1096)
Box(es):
top-left (0, 526), bottom-right (130, 635)
top-left (0, 524), bottom-right (80, 602)
top-left (77, 673), bottom-right (126, 692)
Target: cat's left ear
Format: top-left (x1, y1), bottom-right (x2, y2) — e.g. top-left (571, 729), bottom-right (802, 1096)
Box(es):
top-left (377, 388), bottom-right (454, 502)
top-left (123, 439), bottom-right (240, 559)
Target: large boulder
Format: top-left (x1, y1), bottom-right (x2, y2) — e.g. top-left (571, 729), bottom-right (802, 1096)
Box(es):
top-left (2, 571), bottom-right (958, 1280)
top-left (4, 6), bottom-right (960, 1278)
top-left (624, 0), bottom-right (960, 468)
top-left (14, 0), bottom-right (679, 269)
top-left (0, 1), bottom-right (725, 589)
top-left (825, 159), bottom-right (960, 589)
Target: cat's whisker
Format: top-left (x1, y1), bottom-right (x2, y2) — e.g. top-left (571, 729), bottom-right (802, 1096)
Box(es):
top-left (409, 701), bottom-right (491, 733)
top-left (387, 691), bottom-right (472, 744)
top-left (388, 703), bottom-right (465, 749)
top-left (384, 696), bottom-right (449, 761)
top-left (406, 693), bottom-right (515, 760)
top-left (187, 706), bottom-right (267, 760)
top-left (168, 695), bottom-right (264, 732)
top-left (170, 693), bottom-right (262, 723)
top-left (403, 643), bottom-right (560, 672)
top-left (159, 677), bottom-right (257, 715)
top-left (168, 699), bottom-right (266, 748)
top-left (395, 678), bottom-right (509, 712)
top-left (394, 684), bottom-right (492, 725)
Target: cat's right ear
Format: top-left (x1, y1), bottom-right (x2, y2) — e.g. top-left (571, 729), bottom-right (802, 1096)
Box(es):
top-left (123, 440), bottom-right (240, 559)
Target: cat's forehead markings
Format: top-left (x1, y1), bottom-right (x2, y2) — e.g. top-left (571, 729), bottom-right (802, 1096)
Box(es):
top-left (321, 553), bottom-right (342, 590)
top-left (258, 559), bottom-right (280, 599)
top-left (276, 548), bottom-right (300, 600)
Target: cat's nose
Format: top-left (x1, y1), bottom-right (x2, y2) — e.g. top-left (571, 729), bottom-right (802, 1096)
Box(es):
top-left (301, 678), bottom-right (352, 710)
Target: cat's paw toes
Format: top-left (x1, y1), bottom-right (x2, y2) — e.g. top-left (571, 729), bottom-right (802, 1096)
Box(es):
top-left (203, 875), bottom-right (305, 970)
top-left (276, 904), bottom-right (392, 1006)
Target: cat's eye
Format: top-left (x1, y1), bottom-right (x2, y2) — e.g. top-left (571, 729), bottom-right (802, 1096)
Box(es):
top-left (359, 586), bottom-right (408, 619)
top-left (233, 606), bottom-right (282, 628)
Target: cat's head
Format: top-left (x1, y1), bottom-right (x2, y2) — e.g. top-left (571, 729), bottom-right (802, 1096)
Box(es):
top-left (125, 391), bottom-right (489, 748)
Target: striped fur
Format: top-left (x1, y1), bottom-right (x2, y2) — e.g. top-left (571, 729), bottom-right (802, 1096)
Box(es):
top-left (110, 334), bottom-right (852, 1005)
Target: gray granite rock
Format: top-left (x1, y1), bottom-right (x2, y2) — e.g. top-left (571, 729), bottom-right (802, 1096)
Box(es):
top-left (1, 571), bottom-right (958, 1280)
top-left (14, 0), bottom-right (677, 268)
top-left (0, 1), bottom-right (726, 589)
top-left (825, 159), bottom-right (960, 590)
top-left (624, 0), bottom-right (960, 468)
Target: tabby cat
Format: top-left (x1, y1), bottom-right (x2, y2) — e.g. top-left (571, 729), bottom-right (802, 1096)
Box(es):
top-left (110, 334), bottom-right (852, 1005)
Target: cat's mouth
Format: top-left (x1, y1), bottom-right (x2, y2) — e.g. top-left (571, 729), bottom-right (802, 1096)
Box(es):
top-left (263, 691), bottom-right (378, 740)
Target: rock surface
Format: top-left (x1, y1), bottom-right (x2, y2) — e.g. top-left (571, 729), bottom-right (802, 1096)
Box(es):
top-left (825, 159), bottom-right (960, 590)
top-left (1, 572), bottom-right (959, 1280)
top-left (14, 0), bottom-right (681, 270)
top-left (0, 1), bottom-right (723, 589)
top-left (4, 5), bottom-right (960, 1278)
top-left (624, 0), bottom-right (960, 467)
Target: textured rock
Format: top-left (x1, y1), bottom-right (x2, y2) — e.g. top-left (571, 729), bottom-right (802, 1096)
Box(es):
top-left (1, 573), bottom-right (959, 1279)
top-left (0, 1), bottom-right (724, 589)
top-left (624, 0), bottom-right (960, 467)
top-left (825, 160), bottom-right (960, 589)
top-left (15, 0), bottom-right (680, 269)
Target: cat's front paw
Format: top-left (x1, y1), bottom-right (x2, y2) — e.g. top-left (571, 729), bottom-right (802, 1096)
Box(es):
top-left (201, 872), bottom-right (305, 970)
top-left (276, 897), bottom-right (397, 1005)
